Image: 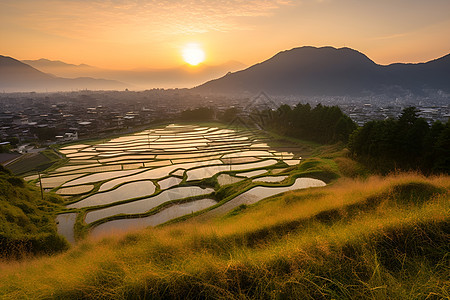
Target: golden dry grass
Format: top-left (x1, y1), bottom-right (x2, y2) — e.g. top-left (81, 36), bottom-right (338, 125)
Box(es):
top-left (0, 172), bottom-right (448, 299)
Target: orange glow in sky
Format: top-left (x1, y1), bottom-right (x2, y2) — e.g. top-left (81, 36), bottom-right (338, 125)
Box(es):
top-left (1, 0), bottom-right (449, 69)
top-left (182, 43), bottom-right (206, 66)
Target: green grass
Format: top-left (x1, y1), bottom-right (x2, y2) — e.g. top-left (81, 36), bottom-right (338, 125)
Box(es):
top-left (0, 166), bottom-right (69, 258)
top-left (0, 172), bottom-right (447, 299)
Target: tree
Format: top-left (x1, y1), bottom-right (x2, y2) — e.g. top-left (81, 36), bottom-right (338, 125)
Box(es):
top-left (180, 107), bottom-right (214, 121)
top-left (264, 103), bottom-right (356, 144)
top-left (348, 107), bottom-right (448, 174)
top-left (220, 107), bottom-right (240, 123)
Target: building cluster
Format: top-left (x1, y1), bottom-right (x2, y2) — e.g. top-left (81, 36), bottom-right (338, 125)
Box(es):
top-left (280, 94), bottom-right (450, 126)
top-left (1, 89), bottom-right (448, 151)
top-left (0, 89), bottom-right (219, 148)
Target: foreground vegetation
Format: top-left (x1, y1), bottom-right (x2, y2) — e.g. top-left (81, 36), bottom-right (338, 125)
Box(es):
top-left (0, 166), bottom-right (68, 258)
top-left (0, 170), bottom-right (447, 298)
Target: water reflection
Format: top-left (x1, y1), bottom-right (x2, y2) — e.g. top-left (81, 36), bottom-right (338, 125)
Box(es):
top-left (85, 186), bottom-right (214, 223)
top-left (90, 198), bottom-right (217, 238)
top-left (56, 213), bottom-right (77, 244)
top-left (203, 178), bottom-right (326, 218)
top-left (67, 181), bottom-right (156, 209)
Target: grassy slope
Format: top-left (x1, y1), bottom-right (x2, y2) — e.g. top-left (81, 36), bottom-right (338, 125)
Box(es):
top-left (0, 169), bottom-right (448, 298)
top-left (0, 166), bottom-right (69, 258)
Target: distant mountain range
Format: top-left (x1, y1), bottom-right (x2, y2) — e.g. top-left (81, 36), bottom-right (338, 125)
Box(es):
top-left (194, 46), bottom-right (450, 97)
top-left (2, 47), bottom-right (449, 95)
top-left (22, 59), bottom-right (246, 90)
top-left (21, 58), bottom-right (98, 77)
top-left (0, 55), bottom-right (127, 92)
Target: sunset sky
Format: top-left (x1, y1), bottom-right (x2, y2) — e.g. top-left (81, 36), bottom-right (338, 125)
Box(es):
top-left (1, 0), bottom-right (449, 69)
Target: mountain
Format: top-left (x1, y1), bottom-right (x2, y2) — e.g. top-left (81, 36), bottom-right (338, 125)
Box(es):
top-left (22, 58), bottom-right (98, 78)
top-left (383, 54), bottom-right (450, 92)
top-left (0, 55), bottom-right (128, 92)
top-left (1, 55), bottom-right (55, 83)
top-left (22, 59), bottom-right (247, 89)
top-left (194, 46), bottom-right (450, 97)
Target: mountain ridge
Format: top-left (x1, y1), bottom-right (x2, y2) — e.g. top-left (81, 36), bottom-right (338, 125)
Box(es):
top-left (194, 46), bottom-right (450, 97)
top-left (0, 55), bottom-right (128, 92)
top-left (22, 58), bottom-right (95, 69)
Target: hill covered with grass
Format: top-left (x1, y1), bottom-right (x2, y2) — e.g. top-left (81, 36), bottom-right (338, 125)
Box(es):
top-left (0, 170), bottom-right (447, 298)
top-left (0, 166), bottom-right (69, 258)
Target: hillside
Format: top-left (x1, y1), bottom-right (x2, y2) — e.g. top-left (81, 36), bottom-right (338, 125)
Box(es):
top-left (194, 46), bottom-right (450, 97)
top-left (0, 154), bottom-right (448, 298)
top-left (0, 55), bottom-right (128, 92)
top-left (0, 166), bottom-right (68, 258)
top-left (0, 55), bottom-right (54, 84)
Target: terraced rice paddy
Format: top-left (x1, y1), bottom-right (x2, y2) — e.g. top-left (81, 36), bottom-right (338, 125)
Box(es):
top-left (90, 199), bottom-right (217, 238)
top-left (67, 181), bottom-right (156, 208)
top-left (236, 169), bottom-right (268, 178)
top-left (56, 185), bottom-right (94, 195)
top-left (202, 178), bottom-right (327, 218)
top-left (85, 186), bottom-right (215, 224)
top-left (253, 176), bottom-right (288, 183)
top-left (158, 177), bottom-right (183, 190)
top-left (185, 159), bottom-right (277, 181)
top-left (217, 174), bottom-right (244, 186)
top-left (35, 124), bottom-right (324, 242)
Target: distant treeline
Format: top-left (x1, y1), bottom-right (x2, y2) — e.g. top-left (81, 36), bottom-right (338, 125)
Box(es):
top-left (262, 103), bottom-right (357, 143)
top-left (349, 107), bottom-right (450, 174)
top-left (179, 103), bottom-right (356, 144)
top-left (180, 107), bottom-right (214, 121)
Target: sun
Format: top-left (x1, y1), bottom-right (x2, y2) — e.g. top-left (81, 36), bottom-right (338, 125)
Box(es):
top-left (182, 43), bottom-right (205, 66)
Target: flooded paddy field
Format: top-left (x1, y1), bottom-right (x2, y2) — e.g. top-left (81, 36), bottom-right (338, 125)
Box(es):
top-left (28, 124), bottom-right (323, 242)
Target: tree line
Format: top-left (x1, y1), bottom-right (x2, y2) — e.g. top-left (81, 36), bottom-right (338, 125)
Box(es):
top-left (263, 104), bottom-right (449, 174)
top-left (348, 107), bottom-right (449, 174)
top-left (262, 103), bottom-right (357, 144)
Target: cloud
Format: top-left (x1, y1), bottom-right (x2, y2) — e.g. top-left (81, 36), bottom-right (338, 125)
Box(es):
top-left (2, 0), bottom-right (294, 41)
top-left (369, 32), bottom-right (411, 41)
